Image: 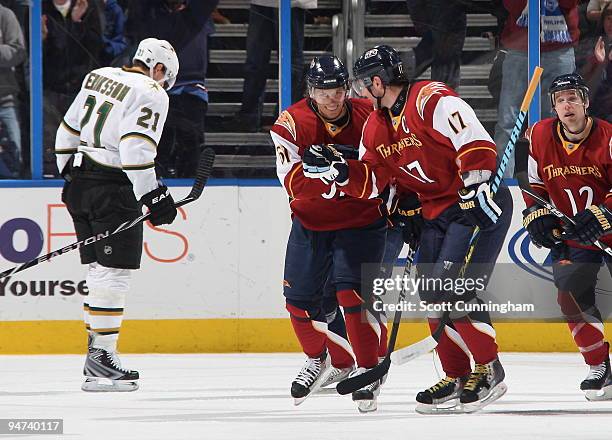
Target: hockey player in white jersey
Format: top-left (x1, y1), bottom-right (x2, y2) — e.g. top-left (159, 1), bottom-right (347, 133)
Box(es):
top-left (54, 38), bottom-right (179, 392)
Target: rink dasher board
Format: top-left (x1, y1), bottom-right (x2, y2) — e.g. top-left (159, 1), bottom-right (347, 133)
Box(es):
top-left (0, 185), bottom-right (611, 353)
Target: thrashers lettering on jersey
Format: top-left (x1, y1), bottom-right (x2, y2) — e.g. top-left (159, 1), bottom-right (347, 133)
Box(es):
top-left (54, 66), bottom-right (169, 200)
top-left (343, 81), bottom-right (497, 219)
top-left (270, 98), bottom-right (385, 231)
top-left (524, 117), bottom-right (612, 249)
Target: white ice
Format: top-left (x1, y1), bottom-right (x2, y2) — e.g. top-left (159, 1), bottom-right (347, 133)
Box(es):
top-left (2, 353), bottom-right (612, 440)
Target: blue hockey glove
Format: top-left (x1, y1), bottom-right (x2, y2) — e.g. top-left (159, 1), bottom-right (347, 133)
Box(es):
top-left (458, 180), bottom-right (502, 229)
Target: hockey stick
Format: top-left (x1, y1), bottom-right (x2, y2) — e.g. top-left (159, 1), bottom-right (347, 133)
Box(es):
top-left (0, 148), bottom-right (216, 280)
top-left (335, 246), bottom-right (416, 395)
top-left (389, 67), bottom-right (544, 367)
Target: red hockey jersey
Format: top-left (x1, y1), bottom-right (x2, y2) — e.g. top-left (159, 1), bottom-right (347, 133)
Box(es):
top-left (343, 81), bottom-right (498, 219)
top-left (270, 97), bottom-right (385, 231)
top-left (524, 117), bottom-right (612, 249)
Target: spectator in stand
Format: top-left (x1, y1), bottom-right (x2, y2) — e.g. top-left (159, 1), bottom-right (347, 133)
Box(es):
top-left (404, 0), bottom-right (467, 89)
top-left (587, 0), bottom-right (611, 23)
top-left (101, 0), bottom-right (127, 65)
top-left (582, 3), bottom-right (612, 120)
top-left (494, 0), bottom-right (579, 177)
top-left (0, 2), bottom-right (26, 178)
top-left (226, 0), bottom-right (313, 133)
top-left (126, 0), bottom-right (218, 177)
top-left (43, 0), bottom-right (104, 177)
top-left (576, 0), bottom-right (599, 71)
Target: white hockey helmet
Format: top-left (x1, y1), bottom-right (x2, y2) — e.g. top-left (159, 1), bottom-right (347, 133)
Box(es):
top-left (133, 38), bottom-right (179, 90)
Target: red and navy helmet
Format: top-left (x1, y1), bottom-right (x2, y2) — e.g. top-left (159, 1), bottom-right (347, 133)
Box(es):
top-left (549, 73), bottom-right (590, 107)
top-left (306, 55), bottom-right (350, 90)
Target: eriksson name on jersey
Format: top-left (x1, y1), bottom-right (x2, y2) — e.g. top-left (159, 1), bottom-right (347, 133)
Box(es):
top-left (83, 72), bottom-right (132, 102)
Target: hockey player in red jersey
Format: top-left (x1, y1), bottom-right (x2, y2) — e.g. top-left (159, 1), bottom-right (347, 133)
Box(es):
top-left (302, 45), bottom-right (512, 413)
top-left (522, 73), bottom-right (612, 400)
top-left (271, 55), bottom-right (388, 411)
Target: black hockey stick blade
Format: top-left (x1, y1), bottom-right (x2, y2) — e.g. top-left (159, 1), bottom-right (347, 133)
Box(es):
top-left (176, 147), bottom-right (215, 208)
top-left (336, 357), bottom-right (390, 395)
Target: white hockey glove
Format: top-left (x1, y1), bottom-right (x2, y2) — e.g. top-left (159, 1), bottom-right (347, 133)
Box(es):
top-left (302, 144), bottom-right (349, 185)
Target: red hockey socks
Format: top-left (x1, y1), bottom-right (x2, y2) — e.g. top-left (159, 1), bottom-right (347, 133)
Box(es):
top-left (428, 318), bottom-right (471, 378)
top-left (286, 303), bottom-right (326, 358)
top-left (337, 289), bottom-right (379, 368)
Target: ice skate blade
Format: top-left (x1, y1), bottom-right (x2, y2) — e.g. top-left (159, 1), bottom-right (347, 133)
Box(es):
top-left (81, 377), bottom-right (139, 392)
top-left (585, 384), bottom-right (612, 401)
top-left (292, 378), bottom-right (329, 405)
top-left (357, 399), bottom-right (377, 413)
top-left (316, 387), bottom-right (340, 395)
top-left (415, 399), bottom-right (462, 415)
top-left (461, 382), bottom-right (508, 413)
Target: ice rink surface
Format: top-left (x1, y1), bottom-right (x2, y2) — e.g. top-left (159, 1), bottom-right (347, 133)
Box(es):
top-left (2, 352), bottom-right (612, 440)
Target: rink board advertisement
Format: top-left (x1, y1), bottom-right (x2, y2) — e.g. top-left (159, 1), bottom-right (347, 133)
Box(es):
top-left (0, 184), bottom-right (611, 353)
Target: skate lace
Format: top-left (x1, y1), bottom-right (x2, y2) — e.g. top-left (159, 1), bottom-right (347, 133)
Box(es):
top-left (106, 351), bottom-right (130, 373)
top-left (325, 367), bottom-right (343, 382)
top-left (464, 364), bottom-right (490, 391)
top-left (427, 376), bottom-right (454, 393)
top-left (295, 357), bottom-right (321, 387)
top-left (586, 362), bottom-right (607, 381)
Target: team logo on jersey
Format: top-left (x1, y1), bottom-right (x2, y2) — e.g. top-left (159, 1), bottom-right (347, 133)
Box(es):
top-left (416, 82), bottom-right (447, 120)
top-left (274, 110), bottom-right (297, 141)
top-left (541, 163), bottom-right (602, 181)
top-left (375, 134), bottom-right (423, 158)
top-left (104, 246), bottom-right (113, 255)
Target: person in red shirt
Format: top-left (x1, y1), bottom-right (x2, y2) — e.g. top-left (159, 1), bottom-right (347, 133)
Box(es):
top-left (271, 55), bottom-right (388, 412)
top-left (522, 73), bottom-right (612, 400)
top-left (302, 45), bottom-right (512, 413)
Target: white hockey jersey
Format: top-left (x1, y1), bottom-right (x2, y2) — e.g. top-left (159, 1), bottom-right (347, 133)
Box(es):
top-left (55, 66), bottom-right (169, 200)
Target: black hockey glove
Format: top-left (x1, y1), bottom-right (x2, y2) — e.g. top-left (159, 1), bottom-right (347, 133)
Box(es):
top-left (562, 204), bottom-right (612, 246)
top-left (302, 144), bottom-right (349, 185)
top-left (457, 180), bottom-right (502, 229)
top-left (391, 195), bottom-right (424, 250)
top-left (522, 205), bottom-right (563, 249)
top-left (141, 185), bottom-right (177, 226)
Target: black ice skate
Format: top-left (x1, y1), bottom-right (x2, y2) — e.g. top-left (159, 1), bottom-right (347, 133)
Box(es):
top-left (581, 356), bottom-right (612, 401)
top-left (415, 375), bottom-right (469, 414)
top-left (291, 352), bottom-right (331, 405)
top-left (460, 358), bottom-right (507, 412)
top-left (321, 365), bottom-right (355, 389)
top-left (82, 348), bottom-right (139, 392)
top-left (351, 368), bottom-right (383, 413)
